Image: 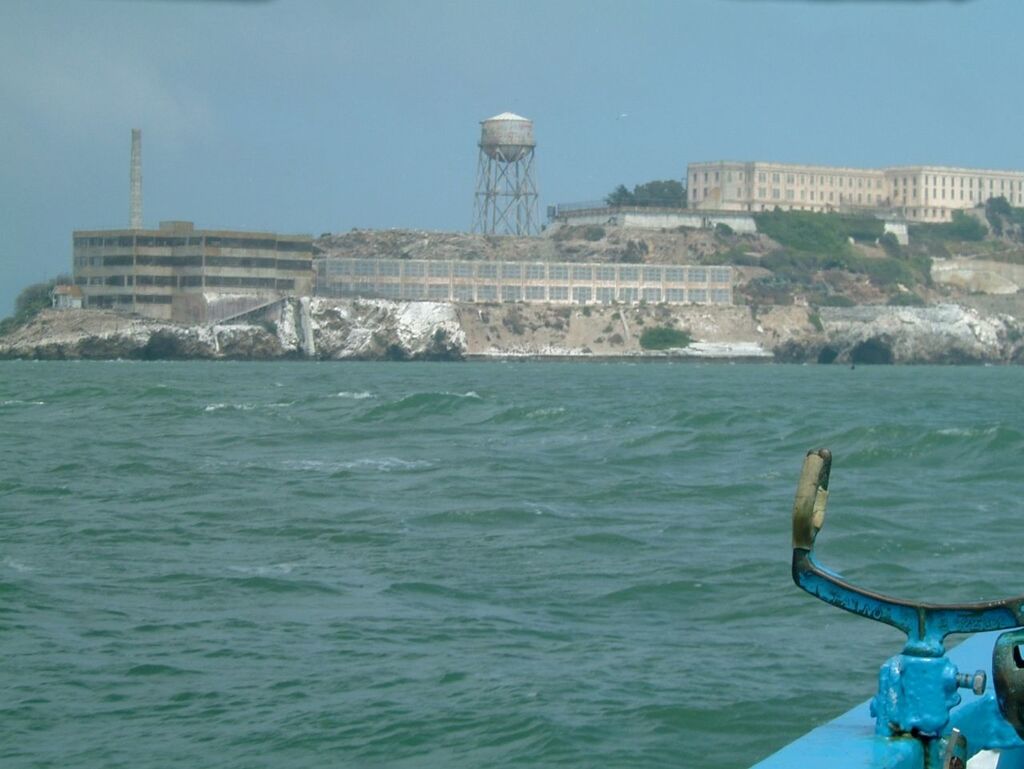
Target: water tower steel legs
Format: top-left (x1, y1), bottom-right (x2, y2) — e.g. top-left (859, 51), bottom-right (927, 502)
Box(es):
top-left (473, 147), bottom-right (539, 237)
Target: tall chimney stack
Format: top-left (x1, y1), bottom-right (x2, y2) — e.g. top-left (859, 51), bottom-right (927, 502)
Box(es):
top-left (130, 128), bottom-right (142, 229)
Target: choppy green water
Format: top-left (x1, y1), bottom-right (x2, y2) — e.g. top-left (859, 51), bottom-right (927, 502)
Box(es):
top-left (2, 361), bottom-right (1023, 769)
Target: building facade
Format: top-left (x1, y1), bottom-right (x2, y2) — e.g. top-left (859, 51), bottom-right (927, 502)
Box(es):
top-left (315, 258), bottom-right (732, 306)
top-left (688, 161), bottom-right (1024, 222)
top-left (72, 221), bottom-right (313, 322)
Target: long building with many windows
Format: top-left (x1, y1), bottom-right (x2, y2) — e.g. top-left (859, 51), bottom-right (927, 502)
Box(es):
top-left (688, 161), bottom-right (1024, 222)
top-left (315, 258), bottom-right (732, 305)
top-left (73, 221), bottom-right (313, 322)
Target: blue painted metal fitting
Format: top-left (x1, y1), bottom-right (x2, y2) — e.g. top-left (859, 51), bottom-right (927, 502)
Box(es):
top-left (780, 448), bottom-right (1024, 767)
top-left (870, 654), bottom-right (961, 737)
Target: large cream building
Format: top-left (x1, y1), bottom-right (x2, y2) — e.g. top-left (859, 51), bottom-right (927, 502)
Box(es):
top-left (73, 221), bottom-right (313, 322)
top-left (688, 161), bottom-right (1024, 222)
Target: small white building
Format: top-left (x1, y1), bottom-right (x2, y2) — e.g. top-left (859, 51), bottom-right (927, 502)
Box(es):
top-left (51, 284), bottom-right (83, 310)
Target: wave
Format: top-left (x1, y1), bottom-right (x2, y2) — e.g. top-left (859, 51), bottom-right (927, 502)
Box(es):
top-left (2, 556), bottom-right (33, 573)
top-left (483, 405), bottom-right (568, 425)
top-left (596, 579), bottom-right (698, 606)
top-left (358, 390), bottom-right (484, 421)
top-left (126, 663), bottom-right (198, 676)
top-left (228, 575), bottom-right (342, 595)
top-left (281, 457), bottom-right (432, 473)
top-left (384, 581), bottom-right (479, 601)
top-left (571, 532), bottom-right (646, 549)
top-left (226, 563), bottom-right (296, 577)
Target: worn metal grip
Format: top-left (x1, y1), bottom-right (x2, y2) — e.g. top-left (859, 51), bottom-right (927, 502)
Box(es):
top-left (792, 448), bottom-right (831, 550)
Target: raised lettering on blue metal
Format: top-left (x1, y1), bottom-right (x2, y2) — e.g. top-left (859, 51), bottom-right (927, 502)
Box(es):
top-left (783, 448), bottom-right (1024, 768)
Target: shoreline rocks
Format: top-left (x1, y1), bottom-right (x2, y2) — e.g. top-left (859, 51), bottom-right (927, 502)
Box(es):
top-left (1, 300), bottom-right (1022, 364)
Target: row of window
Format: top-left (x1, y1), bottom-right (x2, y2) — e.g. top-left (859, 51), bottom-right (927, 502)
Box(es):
top-left (76, 275), bottom-right (296, 290)
top-left (74, 235), bottom-right (311, 252)
top-left (750, 188), bottom-right (885, 205)
top-left (322, 260), bottom-right (728, 284)
top-left (74, 255), bottom-right (311, 271)
top-left (318, 281), bottom-right (730, 305)
top-left (694, 171), bottom-right (884, 190)
top-left (894, 176), bottom-right (1020, 191)
top-left (702, 183), bottom-right (1023, 209)
top-left (694, 169), bottom-right (1024, 195)
top-left (87, 294), bottom-right (172, 307)
top-left (895, 189), bottom-right (1024, 205)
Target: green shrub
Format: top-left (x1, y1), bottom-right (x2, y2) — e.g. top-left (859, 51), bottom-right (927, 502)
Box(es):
top-left (843, 216), bottom-right (886, 243)
top-left (740, 278), bottom-right (794, 306)
top-left (878, 232), bottom-right (901, 258)
top-left (552, 224), bottom-right (605, 242)
top-left (947, 211), bottom-right (987, 241)
top-left (817, 294), bottom-right (856, 307)
top-left (639, 326), bottom-right (692, 350)
top-left (887, 292), bottom-right (926, 307)
top-left (754, 210), bottom-right (850, 254)
top-left (753, 210), bottom-right (885, 254)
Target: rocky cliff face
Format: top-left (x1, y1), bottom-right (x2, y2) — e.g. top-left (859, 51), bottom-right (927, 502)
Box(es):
top-left (774, 304), bottom-right (1024, 364)
top-left (2, 300), bottom-right (1022, 364)
top-left (0, 300), bottom-right (465, 362)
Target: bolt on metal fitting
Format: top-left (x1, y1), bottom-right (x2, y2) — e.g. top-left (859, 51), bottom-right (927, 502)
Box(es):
top-left (956, 670), bottom-right (987, 695)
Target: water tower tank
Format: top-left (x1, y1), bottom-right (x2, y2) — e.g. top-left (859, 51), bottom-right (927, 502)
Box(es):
top-left (480, 112), bottom-right (535, 161)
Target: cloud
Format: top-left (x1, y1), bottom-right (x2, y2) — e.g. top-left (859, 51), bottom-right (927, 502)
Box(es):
top-left (0, 33), bottom-right (216, 145)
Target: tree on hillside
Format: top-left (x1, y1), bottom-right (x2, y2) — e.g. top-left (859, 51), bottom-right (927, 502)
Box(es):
top-left (633, 180), bottom-right (686, 207)
top-left (605, 179), bottom-right (687, 209)
top-left (605, 184), bottom-right (635, 207)
top-left (986, 195), bottom-right (1013, 236)
top-left (0, 275), bottom-right (71, 337)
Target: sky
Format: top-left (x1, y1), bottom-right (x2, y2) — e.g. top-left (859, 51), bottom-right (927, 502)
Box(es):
top-left (1, 0), bottom-right (1022, 315)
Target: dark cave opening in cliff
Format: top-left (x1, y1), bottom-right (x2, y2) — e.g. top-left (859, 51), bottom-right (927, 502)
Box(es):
top-left (850, 338), bottom-right (894, 365)
top-left (817, 346), bottom-right (839, 364)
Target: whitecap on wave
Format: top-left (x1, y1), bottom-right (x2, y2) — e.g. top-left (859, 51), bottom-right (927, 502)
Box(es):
top-left (936, 426), bottom-right (998, 437)
top-left (2, 556), bottom-right (33, 573)
top-left (281, 457), bottom-right (431, 473)
top-left (526, 406), bottom-right (564, 418)
top-left (227, 563), bottom-right (295, 576)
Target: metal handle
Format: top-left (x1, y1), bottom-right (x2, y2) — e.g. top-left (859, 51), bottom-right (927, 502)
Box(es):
top-left (792, 448), bottom-right (831, 550)
top-left (791, 449), bottom-right (1024, 656)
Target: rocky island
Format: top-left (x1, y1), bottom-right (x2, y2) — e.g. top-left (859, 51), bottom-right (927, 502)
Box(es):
top-left (5, 206), bottom-right (1024, 365)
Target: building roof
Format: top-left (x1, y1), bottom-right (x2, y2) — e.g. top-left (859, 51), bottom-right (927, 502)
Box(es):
top-left (484, 112), bottom-right (529, 122)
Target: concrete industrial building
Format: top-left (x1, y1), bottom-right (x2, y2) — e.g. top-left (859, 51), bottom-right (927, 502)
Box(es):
top-left (69, 129), bottom-right (314, 322)
top-left (72, 221), bottom-right (313, 322)
top-left (315, 257), bottom-right (732, 306)
top-left (688, 161), bottom-right (1024, 222)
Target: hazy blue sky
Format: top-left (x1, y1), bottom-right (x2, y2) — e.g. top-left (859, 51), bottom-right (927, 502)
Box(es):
top-left (1, 0), bottom-right (1021, 315)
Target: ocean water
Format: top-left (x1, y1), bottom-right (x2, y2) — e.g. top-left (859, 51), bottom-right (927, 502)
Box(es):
top-left (2, 360), bottom-right (1023, 769)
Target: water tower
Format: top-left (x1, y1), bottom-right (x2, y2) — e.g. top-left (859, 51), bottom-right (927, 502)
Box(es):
top-left (472, 112), bottom-right (539, 236)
